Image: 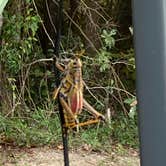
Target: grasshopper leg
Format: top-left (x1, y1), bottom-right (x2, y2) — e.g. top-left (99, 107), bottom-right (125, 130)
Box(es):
top-left (60, 97), bottom-right (76, 120)
top-left (83, 99), bottom-right (105, 121)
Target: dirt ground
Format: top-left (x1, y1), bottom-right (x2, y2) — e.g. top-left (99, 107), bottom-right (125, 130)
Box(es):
top-left (0, 146), bottom-right (140, 166)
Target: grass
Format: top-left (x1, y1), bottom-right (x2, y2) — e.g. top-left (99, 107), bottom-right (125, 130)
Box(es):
top-left (0, 108), bottom-right (62, 147)
top-left (0, 107), bottom-right (139, 152)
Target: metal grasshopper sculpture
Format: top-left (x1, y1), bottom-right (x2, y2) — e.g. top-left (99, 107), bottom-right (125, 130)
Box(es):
top-left (53, 53), bottom-right (105, 129)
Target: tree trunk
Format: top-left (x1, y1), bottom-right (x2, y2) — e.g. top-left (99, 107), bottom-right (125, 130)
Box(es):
top-left (0, 64), bottom-right (12, 114)
top-left (0, 12), bottom-right (12, 114)
top-left (112, 0), bottom-right (132, 49)
top-left (83, 0), bottom-right (101, 54)
top-left (0, 15), bottom-right (3, 35)
top-left (35, 0), bottom-right (58, 55)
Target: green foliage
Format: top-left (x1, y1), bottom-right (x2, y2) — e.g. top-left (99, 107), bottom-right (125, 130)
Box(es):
top-left (69, 115), bottom-right (138, 151)
top-left (112, 113), bottom-right (139, 148)
top-left (80, 28), bottom-right (137, 150)
top-left (68, 124), bottom-right (112, 152)
top-left (0, 0), bottom-right (138, 152)
top-left (1, 4), bottom-right (40, 74)
top-left (124, 97), bottom-right (137, 119)
top-left (101, 29), bottom-right (116, 49)
top-left (0, 108), bottom-right (61, 146)
top-left (96, 29), bottom-right (116, 72)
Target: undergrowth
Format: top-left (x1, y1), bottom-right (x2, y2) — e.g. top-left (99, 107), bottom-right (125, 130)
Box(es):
top-left (0, 108), bottom-right (62, 147)
top-left (0, 107), bottom-right (138, 151)
top-left (0, 0), bottom-right (138, 152)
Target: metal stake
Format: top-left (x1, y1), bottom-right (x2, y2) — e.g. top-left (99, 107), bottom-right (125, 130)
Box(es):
top-left (133, 0), bottom-right (166, 165)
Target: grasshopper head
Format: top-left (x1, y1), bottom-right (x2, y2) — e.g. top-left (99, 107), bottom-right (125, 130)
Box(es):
top-left (68, 58), bottom-right (82, 70)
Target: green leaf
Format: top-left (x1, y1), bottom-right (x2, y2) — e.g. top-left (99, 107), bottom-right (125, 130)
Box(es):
top-left (124, 97), bottom-right (136, 105)
top-left (110, 29), bottom-right (117, 36)
top-left (0, 0), bottom-right (8, 15)
top-left (101, 29), bottom-right (116, 49)
top-left (128, 106), bottom-right (137, 119)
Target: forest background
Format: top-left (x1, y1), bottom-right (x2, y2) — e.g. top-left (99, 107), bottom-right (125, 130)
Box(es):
top-left (0, 0), bottom-right (138, 152)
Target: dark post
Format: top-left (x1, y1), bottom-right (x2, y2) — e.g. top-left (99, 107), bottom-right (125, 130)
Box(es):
top-left (53, 0), bottom-right (69, 166)
top-left (133, 0), bottom-right (166, 165)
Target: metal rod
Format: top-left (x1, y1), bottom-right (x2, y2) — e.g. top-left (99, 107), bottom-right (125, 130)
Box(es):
top-left (53, 0), bottom-right (69, 165)
top-left (62, 127), bottom-right (69, 166)
top-left (133, 0), bottom-right (166, 165)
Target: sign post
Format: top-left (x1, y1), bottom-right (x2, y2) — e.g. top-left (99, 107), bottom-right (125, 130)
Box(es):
top-left (133, 0), bottom-right (166, 165)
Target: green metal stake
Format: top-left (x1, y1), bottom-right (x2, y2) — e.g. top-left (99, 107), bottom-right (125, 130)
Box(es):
top-left (133, 0), bottom-right (166, 165)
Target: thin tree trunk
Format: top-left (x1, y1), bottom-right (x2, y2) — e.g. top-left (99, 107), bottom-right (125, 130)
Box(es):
top-left (83, 0), bottom-right (101, 54)
top-left (0, 63), bottom-right (12, 114)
